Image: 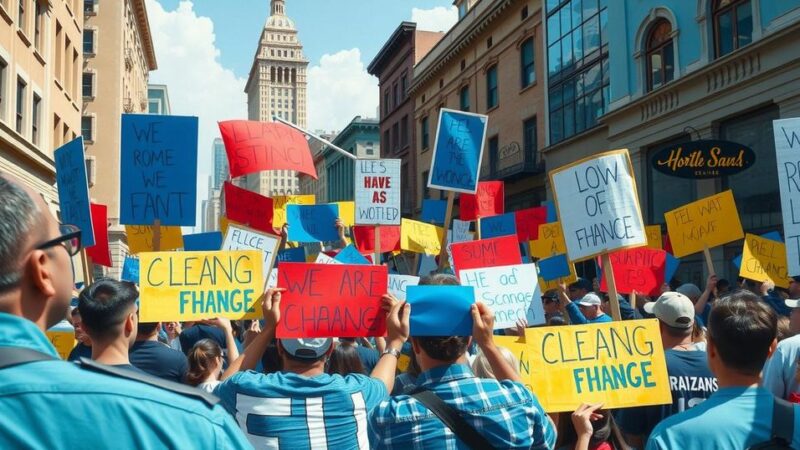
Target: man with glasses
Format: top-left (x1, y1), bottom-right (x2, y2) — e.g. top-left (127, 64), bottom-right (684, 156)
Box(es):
top-left (541, 289), bottom-right (563, 323)
top-left (0, 174), bottom-right (249, 449)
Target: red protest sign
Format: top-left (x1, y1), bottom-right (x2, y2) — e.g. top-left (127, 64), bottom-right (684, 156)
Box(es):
top-left (86, 203), bottom-right (111, 267)
top-left (600, 247), bottom-right (667, 297)
top-left (353, 225), bottom-right (401, 253)
top-left (276, 263), bottom-right (388, 338)
top-left (460, 181), bottom-right (504, 221)
top-left (224, 181), bottom-right (274, 233)
top-left (450, 235), bottom-right (522, 279)
top-left (218, 120), bottom-right (317, 179)
top-left (514, 206), bottom-right (548, 242)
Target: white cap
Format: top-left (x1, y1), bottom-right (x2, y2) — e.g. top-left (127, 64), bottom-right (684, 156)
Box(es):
top-left (576, 293), bottom-right (602, 306)
top-left (786, 299), bottom-right (800, 309)
top-left (644, 291), bottom-right (695, 329)
top-left (279, 338), bottom-right (333, 360)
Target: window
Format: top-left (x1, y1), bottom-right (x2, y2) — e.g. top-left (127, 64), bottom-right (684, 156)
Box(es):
top-left (0, 59), bottom-right (6, 121)
top-left (488, 136), bottom-right (499, 176)
top-left (383, 90), bottom-right (389, 116)
top-left (458, 1), bottom-right (467, 18)
top-left (16, 77), bottom-right (26, 134)
top-left (422, 170), bottom-right (430, 199)
top-left (393, 83), bottom-right (399, 108)
top-left (31, 93), bottom-right (40, 145)
top-left (83, 29), bottom-right (95, 54)
top-left (18, 0), bottom-right (25, 33)
top-left (34, 0), bottom-right (44, 50)
top-left (486, 65), bottom-right (498, 109)
top-left (521, 5), bottom-right (529, 20)
top-left (82, 72), bottom-right (94, 97)
top-left (459, 85), bottom-right (470, 111)
top-left (487, 37), bottom-right (493, 48)
top-left (84, 0), bottom-right (96, 14)
top-left (520, 38), bottom-right (535, 88)
top-left (401, 73), bottom-right (407, 99)
top-left (421, 116), bottom-right (429, 150)
top-left (400, 115), bottom-right (408, 147)
top-left (392, 122), bottom-right (399, 151)
top-left (383, 129), bottom-right (389, 150)
top-left (81, 116), bottom-right (92, 141)
top-left (713, 0), bottom-right (752, 57)
top-left (645, 20), bottom-right (674, 91)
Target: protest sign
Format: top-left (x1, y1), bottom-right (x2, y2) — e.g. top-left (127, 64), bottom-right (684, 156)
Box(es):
top-left (530, 222), bottom-right (567, 259)
top-left (460, 264), bottom-right (545, 329)
top-left (126, 225), bottom-right (183, 254)
top-left (400, 219), bottom-right (445, 255)
top-left (515, 206), bottom-right (549, 242)
top-left (525, 319), bottom-right (671, 412)
top-left (538, 254), bottom-right (572, 281)
top-left (407, 285), bottom-right (475, 335)
top-left (479, 213), bottom-right (516, 239)
top-left (121, 256), bottom-right (140, 283)
top-left (286, 204), bottom-right (340, 242)
top-left (222, 224), bottom-right (280, 280)
top-left (277, 247), bottom-right (306, 265)
top-left (421, 199), bottom-right (447, 225)
top-left (664, 190), bottom-right (744, 258)
top-left (54, 137), bottom-right (95, 246)
top-left (428, 108), bottom-right (489, 193)
top-left (543, 200), bottom-right (558, 223)
top-left (418, 254), bottom-right (438, 277)
top-left (539, 263), bottom-right (578, 292)
top-left (120, 114), bottom-right (197, 226)
top-left (388, 274), bottom-right (420, 300)
top-left (646, 225), bottom-right (663, 250)
top-left (138, 250), bottom-right (263, 321)
top-left (740, 233), bottom-right (789, 288)
top-left (46, 324), bottom-right (76, 360)
top-left (223, 181), bottom-right (274, 233)
top-left (353, 225), bottom-right (401, 253)
top-left (732, 231), bottom-right (781, 270)
top-left (334, 201), bottom-right (355, 227)
top-left (183, 232), bottom-right (223, 251)
top-left (550, 149), bottom-right (646, 261)
top-left (451, 219), bottom-right (473, 243)
top-left (85, 204), bottom-right (111, 267)
top-left (774, 118), bottom-right (800, 275)
top-left (354, 159), bottom-right (401, 225)
top-left (450, 235), bottom-right (522, 278)
top-left (276, 263), bottom-right (388, 337)
top-left (493, 336), bottom-right (534, 390)
top-left (460, 181), bottom-right (504, 221)
top-left (315, 253), bottom-right (341, 264)
top-left (273, 195), bottom-right (316, 228)
top-left (599, 247), bottom-right (667, 297)
top-left (334, 245), bottom-right (370, 265)
top-left (218, 120), bottom-right (317, 178)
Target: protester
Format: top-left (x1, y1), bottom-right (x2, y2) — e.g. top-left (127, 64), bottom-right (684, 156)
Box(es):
top-left (556, 404), bottom-right (630, 450)
top-left (600, 293), bottom-right (642, 320)
top-left (165, 321), bottom-right (182, 351)
top-left (541, 289), bottom-right (564, 323)
top-left (338, 337), bottom-right (379, 373)
top-left (784, 292), bottom-right (800, 334)
top-left (130, 320), bottom-right (190, 383)
top-left (178, 321), bottom-right (228, 356)
top-left (67, 306), bottom-right (92, 361)
top-left (567, 278), bottom-right (594, 300)
top-left (559, 285), bottom-right (612, 324)
top-left (327, 341), bottom-right (366, 376)
top-left (763, 332), bottom-right (800, 403)
top-left (618, 292), bottom-right (717, 447)
top-left (471, 345), bottom-right (519, 379)
top-left (392, 351), bottom-right (420, 395)
top-left (761, 279), bottom-right (793, 317)
top-left (186, 338), bottom-right (232, 393)
top-left (777, 316), bottom-right (794, 342)
top-left (647, 291), bottom-right (800, 449)
top-left (0, 174), bottom-right (249, 449)
top-left (690, 275), bottom-right (716, 325)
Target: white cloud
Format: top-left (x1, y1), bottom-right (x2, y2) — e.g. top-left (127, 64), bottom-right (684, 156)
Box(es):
top-left (411, 6), bottom-right (458, 33)
top-left (307, 48), bottom-right (378, 132)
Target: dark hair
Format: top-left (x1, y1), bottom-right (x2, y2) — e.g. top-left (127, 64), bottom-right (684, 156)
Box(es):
top-left (555, 410), bottom-right (630, 449)
top-left (137, 321), bottom-right (160, 336)
top-left (0, 175), bottom-right (41, 293)
top-left (716, 278), bottom-right (731, 292)
top-left (78, 279), bottom-right (139, 341)
top-left (326, 342), bottom-right (365, 376)
top-left (661, 322), bottom-right (693, 339)
top-left (70, 307), bottom-right (81, 317)
top-left (419, 273), bottom-right (460, 286)
top-left (708, 291), bottom-right (777, 376)
top-left (547, 315), bottom-right (567, 326)
top-left (261, 340), bottom-right (282, 374)
top-left (186, 339), bottom-right (222, 386)
top-left (414, 336), bottom-right (470, 362)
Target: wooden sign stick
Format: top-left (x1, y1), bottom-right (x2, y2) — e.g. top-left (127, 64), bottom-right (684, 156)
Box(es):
top-left (374, 225), bottom-right (381, 266)
top-left (152, 219), bottom-right (162, 252)
top-left (80, 249), bottom-right (93, 285)
top-left (703, 245), bottom-right (716, 276)
top-left (601, 252), bottom-right (622, 322)
top-left (475, 217), bottom-right (482, 240)
top-left (437, 192), bottom-right (455, 271)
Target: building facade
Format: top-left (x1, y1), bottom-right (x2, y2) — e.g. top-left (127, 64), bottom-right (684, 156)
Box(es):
top-left (325, 116), bottom-right (380, 202)
top-left (243, 0), bottom-right (307, 197)
top-left (147, 83), bottom-right (169, 114)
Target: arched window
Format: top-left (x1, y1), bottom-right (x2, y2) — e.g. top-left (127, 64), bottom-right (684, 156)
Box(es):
top-left (713, 0), bottom-right (752, 57)
top-left (646, 20), bottom-right (674, 92)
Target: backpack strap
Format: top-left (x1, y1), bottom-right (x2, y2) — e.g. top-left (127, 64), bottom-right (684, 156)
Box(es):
top-left (772, 396), bottom-right (795, 445)
top-left (0, 347), bottom-right (55, 369)
top-left (410, 389), bottom-right (496, 450)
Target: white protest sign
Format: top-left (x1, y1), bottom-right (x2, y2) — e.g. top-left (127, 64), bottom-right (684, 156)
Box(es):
top-left (460, 263), bottom-right (544, 329)
top-left (267, 268), bottom-right (278, 289)
top-left (222, 224), bottom-right (280, 279)
top-left (550, 149), bottom-right (646, 261)
top-left (775, 118), bottom-right (800, 276)
top-left (315, 253), bottom-right (342, 264)
top-left (355, 159), bottom-right (401, 225)
top-left (388, 275), bottom-right (420, 300)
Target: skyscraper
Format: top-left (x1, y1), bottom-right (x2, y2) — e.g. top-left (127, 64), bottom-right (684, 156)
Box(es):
top-left (212, 137), bottom-right (228, 190)
top-left (243, 0), bottom-right (308, 197)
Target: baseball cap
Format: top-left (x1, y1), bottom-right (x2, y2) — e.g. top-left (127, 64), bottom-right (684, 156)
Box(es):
top-left (786, 299), bottom-right (800, 309)
top-left (542, 289), bottom-right (559, 302)
top-left (576, 293), bottom-right (602, 306)
top-left (644, 292), bottom-right (695, 329)
top-left (279, 338), bottom-right (333, 360)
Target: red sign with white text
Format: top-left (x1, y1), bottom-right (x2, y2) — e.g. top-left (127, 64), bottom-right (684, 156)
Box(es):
top-left (224, 181), bottom-right (274, 233)
top-left (599, 247), bottom-right (667, 297)
top-left (460, 181), bottom-right (504, 221)
top-left (353, 225), bottom-right (401, 253)
top-left (450, 235), bottom-right (522, 279)
top-left (219, 120), bottom-right (317, 179)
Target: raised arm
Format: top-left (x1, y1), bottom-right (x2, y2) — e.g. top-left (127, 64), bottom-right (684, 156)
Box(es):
top-left (221, 289), bottom-right (281, 380)
top-left (369, 293), bottom-right (410, 393)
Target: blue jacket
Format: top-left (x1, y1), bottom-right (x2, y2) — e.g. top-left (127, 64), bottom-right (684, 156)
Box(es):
top-left (566, 303), bottom-right (614, 324)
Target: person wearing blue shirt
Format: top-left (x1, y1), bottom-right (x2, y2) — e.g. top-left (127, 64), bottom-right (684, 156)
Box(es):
top-left (130, 321), bottom-right (189, 383)
top-left (762, 332), bottom-right (800, 402)
top-left (647, 291), bottom-right (800, 449)
top-left (559, 289), bottom-right (613, 324)
top-left (0, 174), bottom-right (250, 449)
top-left (215, 288), bottom-right (410, 449)
top-left (67, 306), bottom-right (93, 362)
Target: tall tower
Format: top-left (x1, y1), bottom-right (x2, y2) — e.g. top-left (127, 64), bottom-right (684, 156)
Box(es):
top-left (243, 0), bottom-right (308, 196)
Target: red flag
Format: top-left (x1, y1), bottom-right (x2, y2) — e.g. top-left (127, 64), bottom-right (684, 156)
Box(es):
top-left (85, 203), bottom-right (112, 267)
top-left (218, 120), bottom-right (317, 179)
top-left (460, 181), bottom-right (504, 221)
top-left (223, 182), bottom-right (274, 233)
top-left (450, 235), bottom-right (522, 279)
top-left (514, 206), bottom-right (548, 242)
top-left (353, 226), bottom-right (401, 253)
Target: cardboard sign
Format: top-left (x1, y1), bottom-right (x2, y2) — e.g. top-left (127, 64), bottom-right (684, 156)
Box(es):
top-left (460, 264), bottom-right (545, 329)
top-left (334, 201), bottom-right (355, 227)
top-left (646, 225), bottom-right (664, 250)
top-left (120, 114), bottom-right (198, 226)
top-left (664, 190), bottom-right (744, 258)
top-left (46, 325), bottom-right (76, 360)
top-left (774, 118), bottom-right (800, 276)
top-left (515, 206), bottom-right (549, 242)
top-left (223, 181), bottom-right (274, 233)
top-left (183, 232), bottom-right (223, 251)
top-left (266, 268), bottom-right (279, 288)
top-left (406, 285), bottom-right (475, 336)
top-left (599, 248), bottom-right (667, 296)
top-left (315, 253), bottom-right (342, 264)
top-left (353, 225), bottom-right (401, 254)
top-left (740, 233), bottom-right (789, 288)
top-left (85, 204), bottom-right (111, 267)
top-left (276, 263), bottom-right (388, 338)
top-left (286, 204), bottom-right (340, 243)
top-left (121, 256), bottom-right (139, 283)
top-left (733, 231), bottom-right (782, 270)
top-left (538, 254), bottom-right (572, 281)
top-left (550, 149), bottom-right (646, 261)
top-left (388, 274), bottom-right (420, 300)
top-left (480, 213), bottom-right (516, 239)
top-left (460, 181), bottom-right (504, 221)
top-left (222, 224), bottom-right (281, 280)
top-left (138, 250), bottom-right (263, 321)
top-left (125, 225), bottom-right (183, 254)
top-left (530, 222), bottom-right (567, 259)
top-left (334, 245), bottom-right (370, 265)
top-left (421, 199), bottom-right (447, 225)
top-left (400, 219), bottom-right (445, 255)
top-left (277, 247), bottom-right (306, 265)
top-left (450, 235), bottom-right (522, 278)
top-left (493, 336), bottom-right (534, 390)
top-left (355, 159), bottom-right (401, 225)
top-left (218, 120), bottom-right (317, 179)
top-left (428, 108), bottom-right (489, 193)
top-left (54, 137), bottom-right (95, 247)
top-left (525, 319), bottom-right (671, 412)
top-left (273, 195), bottom-right (316, 228)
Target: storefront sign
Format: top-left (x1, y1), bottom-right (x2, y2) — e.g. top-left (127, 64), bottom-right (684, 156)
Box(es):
top-left (652, 140), bottom-right (755, 179)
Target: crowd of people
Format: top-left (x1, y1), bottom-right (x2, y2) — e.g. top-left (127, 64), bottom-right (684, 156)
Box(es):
top-left (2, 171), bottom-right (800, 449)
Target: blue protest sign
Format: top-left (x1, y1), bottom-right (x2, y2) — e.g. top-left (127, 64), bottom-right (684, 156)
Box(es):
top-left (286, 204), bottom-right (340, 243)
top-left (538, 254), bottom-right (571, 281)
top-left (121, 257), bottom-right (140, 283)
top-left (421, 199), bottom-right (447, 225)
top-left (183, 232), bottom-right (223, 251)
top-left (120, 114), bottom-right (198, 226)
top-left (479, 213), bottom-right (516, 239)
top-left (334, 245), bottom-right (370, 265)
top-left (277, 247), bottom-right (306, 266)
top-left (542, 200), bottom-right (558, 223)
top-left (407, 286), bottom-right (475, 336)
top-left (54, 137), bottom-right (95, 247)
top-left (665, 253), bottom-right (681, 282)
top-left (428, 109), bottom-right (488, 194)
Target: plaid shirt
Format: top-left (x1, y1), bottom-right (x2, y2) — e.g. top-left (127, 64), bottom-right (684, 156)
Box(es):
top-left (368, 364), bottom-right (556, 449)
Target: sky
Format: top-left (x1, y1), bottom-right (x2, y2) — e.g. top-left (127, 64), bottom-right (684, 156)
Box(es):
top-left (144, 0), bottom-right (458, 230)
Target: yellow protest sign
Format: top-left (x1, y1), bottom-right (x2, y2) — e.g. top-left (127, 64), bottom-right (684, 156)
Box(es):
top-left (493, 336), bottom-right (534, 391)
top-left (740, 233), bottom-right (789, 289)
top-left (126, 225), bottom-right (183, 254)
top-left (46, 330), bottom-right (76, 360)
top-left (273, 195), bottom-right (316, 228)
top-left (530, 222), bottom-right (566, 259)
top-left (538, 262), bottom-right (577, 292)
top-left (646, 225), bottom-right (663, 250)
top-left (334, 201), bottom-right (355, 227)
top-left (664, 190), bottom-right (744, 258)
top-left (400, 218), bottom-right (444, 255)
top-left (524, 319), bottom-right (670, 412)
top-left (138, 250), bottom-right (264, 322)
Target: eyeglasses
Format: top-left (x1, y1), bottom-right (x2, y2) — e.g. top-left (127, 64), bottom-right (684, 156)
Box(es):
top-left (36, 224), bottom-right (82, 257)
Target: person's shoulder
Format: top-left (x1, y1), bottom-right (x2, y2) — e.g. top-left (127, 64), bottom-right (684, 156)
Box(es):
top-left (778, 334), bottom-right (800, 351)
top-left (370, 392), bottom-right (416, 423)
